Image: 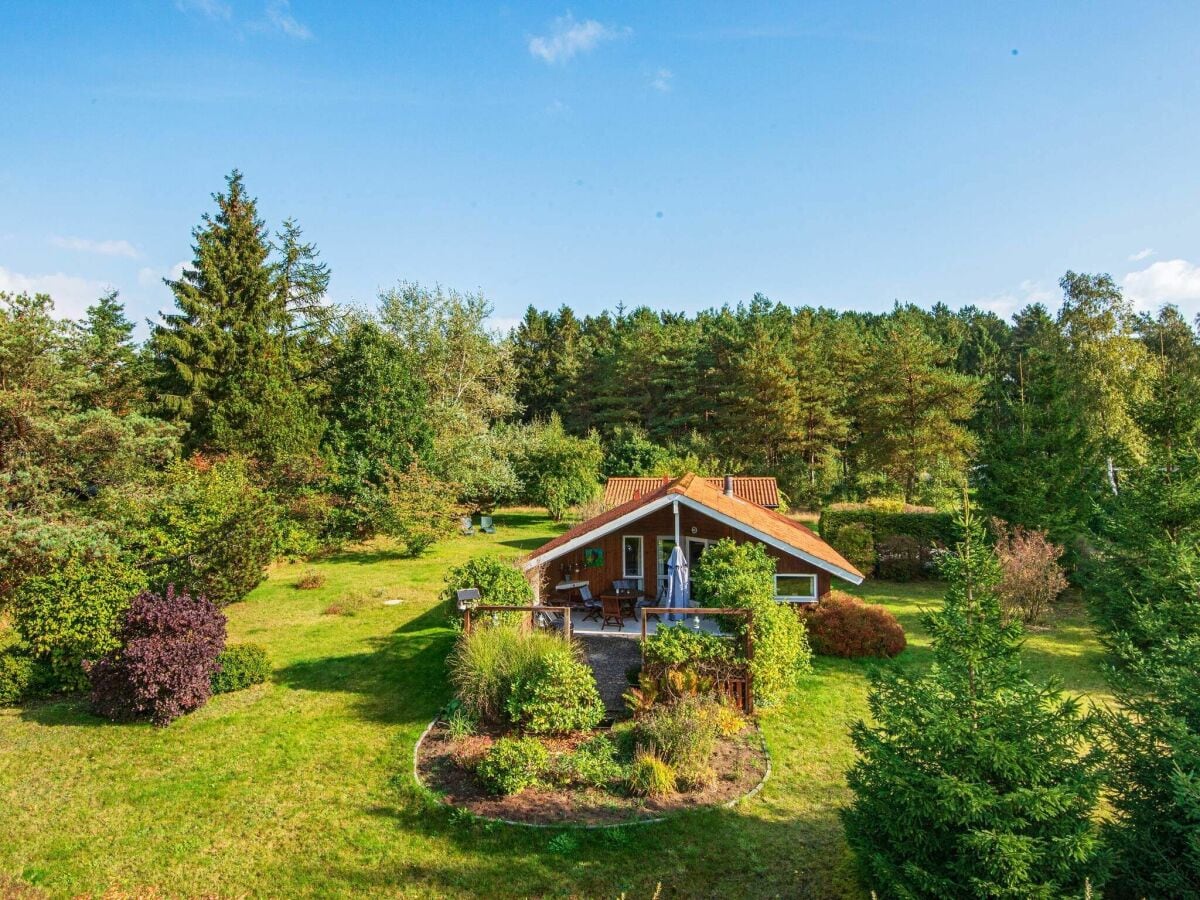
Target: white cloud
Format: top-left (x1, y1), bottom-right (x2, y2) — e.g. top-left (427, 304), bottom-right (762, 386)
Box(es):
top-left (1123, 259), bottom-right (1200, 312)
top-left (651, 68), bottom-right (673, 93)
top-left (175, 0), bottom-right (232, 20)
top-left (974, 279), bottom-right (1057, 320)
top-left (486, 315), bottom-right (522, 336)
top-left (1129, 247), bottom-right (1155, 262)
top-left (261, 0), bottom-right (312, 40)
top-left (0, 266), bottom-right (111, 320)
top-left (528, 14), bottom-right (629, 64)
top-left (138, 260), bottom-right (189, 288)
top-left (51, 235), bottom-right (139, 259)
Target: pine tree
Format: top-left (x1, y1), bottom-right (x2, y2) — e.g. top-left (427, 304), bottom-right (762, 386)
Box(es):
top-left (843, 505), bottom-right (1102, 899)
top-left (1084, 450), bottom-right (1200, 897)
top-left (856, 314), bottom-right (982, 502)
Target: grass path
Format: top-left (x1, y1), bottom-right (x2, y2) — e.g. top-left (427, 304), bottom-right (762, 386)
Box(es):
top-left (0, 510), bottom-right (1111, 898)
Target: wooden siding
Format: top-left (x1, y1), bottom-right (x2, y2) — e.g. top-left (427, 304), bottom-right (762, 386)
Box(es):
top-left (530, 503), bottom-right (831, 602)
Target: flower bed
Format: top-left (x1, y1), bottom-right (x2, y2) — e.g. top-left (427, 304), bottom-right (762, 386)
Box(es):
top-left (428, 617), bottom-right (769, 826)
top-left (415, 718), bottom-right (769, 826)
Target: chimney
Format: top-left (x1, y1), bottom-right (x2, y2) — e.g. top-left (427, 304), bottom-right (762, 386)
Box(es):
top-left (723, 474), bottom-right (734, 497)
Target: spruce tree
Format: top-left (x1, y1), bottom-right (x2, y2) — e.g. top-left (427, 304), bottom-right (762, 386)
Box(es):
top-left (1085, 449), bottom-right (1200, 896)
top-left (151, 171), bottom-right (324, 463)
top-left (843, 505), bottom-right (1102, 899)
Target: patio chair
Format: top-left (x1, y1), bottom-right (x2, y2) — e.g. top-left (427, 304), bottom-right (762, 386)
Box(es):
top-left (635, 595), bottom-right (661, 624)
top-left (600, 594), bottom-right (625, 630)
top-left (479, 515), bottom-right (496, 534)
top-left (459, 516), bottom-right (474, 536)
top-left (455, 588), bottom-right (481, 611)
top-left (533, 606), bottom-right (565, 633)
top-left (579, 584), bottom-right (602, 622)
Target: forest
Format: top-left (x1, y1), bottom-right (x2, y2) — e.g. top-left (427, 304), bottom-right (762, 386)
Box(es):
top-left (5, 171), bottom-right (1200, 897)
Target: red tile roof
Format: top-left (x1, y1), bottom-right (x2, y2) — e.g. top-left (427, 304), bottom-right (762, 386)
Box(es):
top-left (603, 476), bottom-right (780, 508)
top-left (526, 473), bottom-right (862, 582)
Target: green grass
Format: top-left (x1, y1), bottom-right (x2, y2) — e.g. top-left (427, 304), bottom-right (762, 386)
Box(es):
top-left (0, 510), bottom-right (1112, 898)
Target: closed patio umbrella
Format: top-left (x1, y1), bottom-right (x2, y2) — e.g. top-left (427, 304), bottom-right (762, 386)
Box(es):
top-left (665, 544), bottom-right (690, 622)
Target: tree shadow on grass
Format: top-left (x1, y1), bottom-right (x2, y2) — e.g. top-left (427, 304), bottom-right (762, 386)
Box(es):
top-left (344, 787), bottom-right (863, 899)
top-left (17, 695), bottom-right (119, 728)
top-left (320, 546), bottom-right (412, 566)
top-left (273, 620), bottom-right (455, 727)
top-left (497, 535), bottom-right (548, 551)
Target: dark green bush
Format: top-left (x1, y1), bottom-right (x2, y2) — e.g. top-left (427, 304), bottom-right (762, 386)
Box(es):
top-left (550, 735), bottom-right (624, 789)
top-left (830, 522), bottom-right (876, 578)
top-left (100, 456), bottom-right (277, 607)
top-left (11, 540), bottom-right (147, 692)
top-left (0, 645), bottom-right (51, 705)
top-left (211, 643), bottom-right (270, 694)
top-left (642, 624), bottom-right (736, 668)
top-left (475, 737), bottom-right (549, 795)
top-left (876, 534), bottom-right (923, 581)
top-left (506, 651), bottom-right (605, 735)
top-left (690, 539), bottom-right (811, 706)
top-left (441, 554), bottom-right (533, 608)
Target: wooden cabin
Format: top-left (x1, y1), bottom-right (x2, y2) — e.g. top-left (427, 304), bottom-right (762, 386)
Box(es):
top-left (522, 473), bottom-right (863, 606)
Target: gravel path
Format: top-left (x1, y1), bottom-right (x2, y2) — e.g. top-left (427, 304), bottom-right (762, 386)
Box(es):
top-left (576, 634), bottom-right (641, 718)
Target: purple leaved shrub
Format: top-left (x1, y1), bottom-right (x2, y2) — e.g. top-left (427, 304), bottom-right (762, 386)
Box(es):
top-left (86, 586), bottom-right (226, 726)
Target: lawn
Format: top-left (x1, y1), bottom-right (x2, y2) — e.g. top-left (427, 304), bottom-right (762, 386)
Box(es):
top-left (0, 510), bottom-right (1111, 899)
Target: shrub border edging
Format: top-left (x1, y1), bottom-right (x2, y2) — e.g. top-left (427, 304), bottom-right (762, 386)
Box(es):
top-left (411, 716), bottom-right (772, 830)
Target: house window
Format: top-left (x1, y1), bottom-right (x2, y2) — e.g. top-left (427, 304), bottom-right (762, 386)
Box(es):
top-left (622, 535), bottom-right (643, 581)
top-left (774, 574), bottom-right (818, 603)
top-left (656, 537), bottom-right (677, 597)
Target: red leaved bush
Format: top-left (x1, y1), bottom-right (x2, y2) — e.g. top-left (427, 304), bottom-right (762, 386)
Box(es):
top-left (991, 519), bottom-right (1068, 625)
top-left (86, 586), bottom-right (226, 726)
top-left (803, 592), bottom-right (906, 659)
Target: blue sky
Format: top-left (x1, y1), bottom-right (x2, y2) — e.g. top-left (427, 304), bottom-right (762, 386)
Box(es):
top-left (2, 1), bottom-right (1199, 332)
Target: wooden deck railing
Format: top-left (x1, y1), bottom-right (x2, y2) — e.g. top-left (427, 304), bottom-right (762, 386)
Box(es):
top-left (637, 607), bottom-right (755, 714)
top-left (462, 604), bottom-right (572, 639)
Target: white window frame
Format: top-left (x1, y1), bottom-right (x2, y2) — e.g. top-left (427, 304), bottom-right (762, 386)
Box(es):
top-left (774, 573), bottom-right (818, 603)
top-left (621, 534), bottom-right (644, 585)
top-left (656, 536), bottom-right (677, 597)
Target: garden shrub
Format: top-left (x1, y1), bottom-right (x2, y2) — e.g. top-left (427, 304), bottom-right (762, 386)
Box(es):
top-left (211, 643), bottom-right (270, 694)
top-left (627, 751), bottom-right (676, 798)
top-left (636, 695), bottom-right (720, 790)
top-left (550, 735), bottom-right (624, 789)
top-left (642, 624), bottom-right (735, 668)
top-left (0, 645), bottom-right (51, 705)
top-left (99, 456), bottom-right (278, 606)
top-left (830, 522), bottom-right (876, 578)
top-left (11, 539), bottom-right (146, 692)
top-left (86, 586), bottom-right (226, 726)
top-left (295, 568), bottom-right (325, 590)
top-left (441, 554), bottom-right (533, 609)
top-left (506, 650), bottom-right (604, 735)
top-left (876, 534), bottom-right (923, 581)
top-left (992, 519), bottom-right (1068, 625)
top-left (709, 700), bottom-right (747, 738)
top-left (691, 539), bottom-right (811, 706)
top-left (450, 625), bottom-right (591, 729)
top-left (475, 736), bottom-right (549, 796)
top-left (445, 705), bottom-right (478, 740)
top-left (803, 592), bottom-right (906, 659)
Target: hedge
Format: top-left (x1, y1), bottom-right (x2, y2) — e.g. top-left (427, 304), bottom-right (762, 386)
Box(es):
top-left (819, 503), bottom-right (956, 550)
